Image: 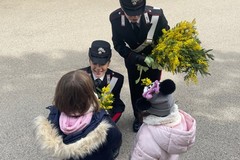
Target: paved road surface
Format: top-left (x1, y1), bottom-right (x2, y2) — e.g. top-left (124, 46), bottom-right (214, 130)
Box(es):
top-left (0, 0), bottom-right (240, 159)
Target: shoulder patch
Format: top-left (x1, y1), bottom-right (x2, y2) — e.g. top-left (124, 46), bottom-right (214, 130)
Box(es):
top-left (110, 8), bottom-right (123, 21)
top-left (145, 6), bottom-right (162, 15)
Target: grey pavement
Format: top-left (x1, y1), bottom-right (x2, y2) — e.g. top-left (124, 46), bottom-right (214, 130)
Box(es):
top-left (0, 0), bottom-right (240, 159)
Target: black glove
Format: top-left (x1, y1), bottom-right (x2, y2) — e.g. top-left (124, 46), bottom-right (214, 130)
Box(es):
top-left (126, 52), bottom-right (146, 66)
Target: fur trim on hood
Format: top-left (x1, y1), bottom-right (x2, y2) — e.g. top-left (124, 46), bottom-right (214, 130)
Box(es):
top-left (143, 104), bottom-right (181, 126)
top-left (33, 116), bottom-right (112, 159)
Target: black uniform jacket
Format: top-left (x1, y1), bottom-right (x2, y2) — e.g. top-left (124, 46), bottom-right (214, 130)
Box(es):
top-left (110, 6), bottom-right (170, 59)
top-left (81, 67), bottom-right (125, 115)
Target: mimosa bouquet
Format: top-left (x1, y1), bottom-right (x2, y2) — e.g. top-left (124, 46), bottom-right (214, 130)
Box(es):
top-left (137, 19), bottom-right (214, 84)
top-left (141, 77), bottom-right (152, 86)
top-left (98, 84), bottom-right (114, 111)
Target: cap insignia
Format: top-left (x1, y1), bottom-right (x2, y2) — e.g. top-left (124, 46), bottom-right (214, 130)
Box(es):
top-left (98, 47), bottom-right (105, 54)
top-left (131, 0), bottom-right (137, 5)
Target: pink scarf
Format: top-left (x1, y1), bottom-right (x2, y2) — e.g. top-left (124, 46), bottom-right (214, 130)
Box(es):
top-left (59, 110), bottom-right (93, 135)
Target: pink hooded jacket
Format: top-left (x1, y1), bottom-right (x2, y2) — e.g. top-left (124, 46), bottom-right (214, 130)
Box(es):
top-left (131, 105), bottom-right (196, 160)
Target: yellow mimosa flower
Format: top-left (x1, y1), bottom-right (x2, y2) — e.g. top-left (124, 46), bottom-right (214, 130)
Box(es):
top-left (99, 84), bottom-right (114, 110)
top-left (145, 19), bottom-right (214, 84)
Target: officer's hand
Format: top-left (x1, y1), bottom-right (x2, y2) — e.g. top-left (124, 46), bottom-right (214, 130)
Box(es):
top-left (144, 56), bottom-right (154, 67)
top-left (127, 52), bottom-right (147, 66)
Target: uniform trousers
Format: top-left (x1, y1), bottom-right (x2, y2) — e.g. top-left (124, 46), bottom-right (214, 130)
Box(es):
top-left (124, 59), bottom-right (161, 120)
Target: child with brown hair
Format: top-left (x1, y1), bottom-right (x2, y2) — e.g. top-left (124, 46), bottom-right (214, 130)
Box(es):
top-left (33, 70), bottom-right (122, 160)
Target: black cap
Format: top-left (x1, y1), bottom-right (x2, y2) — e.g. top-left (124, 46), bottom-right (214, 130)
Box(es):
top-left (120, 0), bottom-right (146, 16)
top-left (89, 40), bottom-right (112, 65)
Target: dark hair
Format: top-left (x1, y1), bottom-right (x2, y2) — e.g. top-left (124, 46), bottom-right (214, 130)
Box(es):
top-left (53, 70), bottom-right (100, 116)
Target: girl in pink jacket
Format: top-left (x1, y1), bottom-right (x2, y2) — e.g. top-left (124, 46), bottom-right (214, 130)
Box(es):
top-left (131, 79), bottom-right (196, 160)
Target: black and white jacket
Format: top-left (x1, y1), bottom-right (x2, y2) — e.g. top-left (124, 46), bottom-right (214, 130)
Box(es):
top-left (81, 67), bottom-right (125, 122)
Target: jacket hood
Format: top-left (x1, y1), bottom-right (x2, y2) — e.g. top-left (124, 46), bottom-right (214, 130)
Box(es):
top-left (148, 109), bottom-right (196, 154)
top-left (33, 116), bottom-right (112, 159)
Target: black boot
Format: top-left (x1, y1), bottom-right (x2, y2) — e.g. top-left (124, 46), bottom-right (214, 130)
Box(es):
top-left (132, 119), bottom-right (142, 132)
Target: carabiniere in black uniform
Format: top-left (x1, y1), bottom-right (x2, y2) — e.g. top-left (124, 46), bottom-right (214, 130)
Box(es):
top-left (81, 67), bottom-right (125, 123)
top-left (110, 5), bottom-right (170, 131)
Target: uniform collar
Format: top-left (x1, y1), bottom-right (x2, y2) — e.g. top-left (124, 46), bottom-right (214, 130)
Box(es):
top-left (92, 74), bottom-right (105, 81)
top-left (127, 15), bottom-right (141, 25)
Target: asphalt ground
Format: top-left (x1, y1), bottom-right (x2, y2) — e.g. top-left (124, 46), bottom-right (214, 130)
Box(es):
top-left (0, 0), bottom-right (240, 159)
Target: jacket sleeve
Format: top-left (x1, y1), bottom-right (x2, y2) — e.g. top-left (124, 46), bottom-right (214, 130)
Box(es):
top-left (131, 144), bottom-right (157, 160)
top-left (111, 74), bottom-right (125, 114)
top-left (153, 9), bottom-right (170, 44)
top-left (106, 117), bottom-right (122, 159)
top-left (130, 125), bottom-right (161, 160)
top-left (110, 12), bottom-right (132, 59)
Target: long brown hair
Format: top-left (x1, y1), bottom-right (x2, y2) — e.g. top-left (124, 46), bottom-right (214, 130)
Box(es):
top-left (53, 70), bottom-right (100, 116)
